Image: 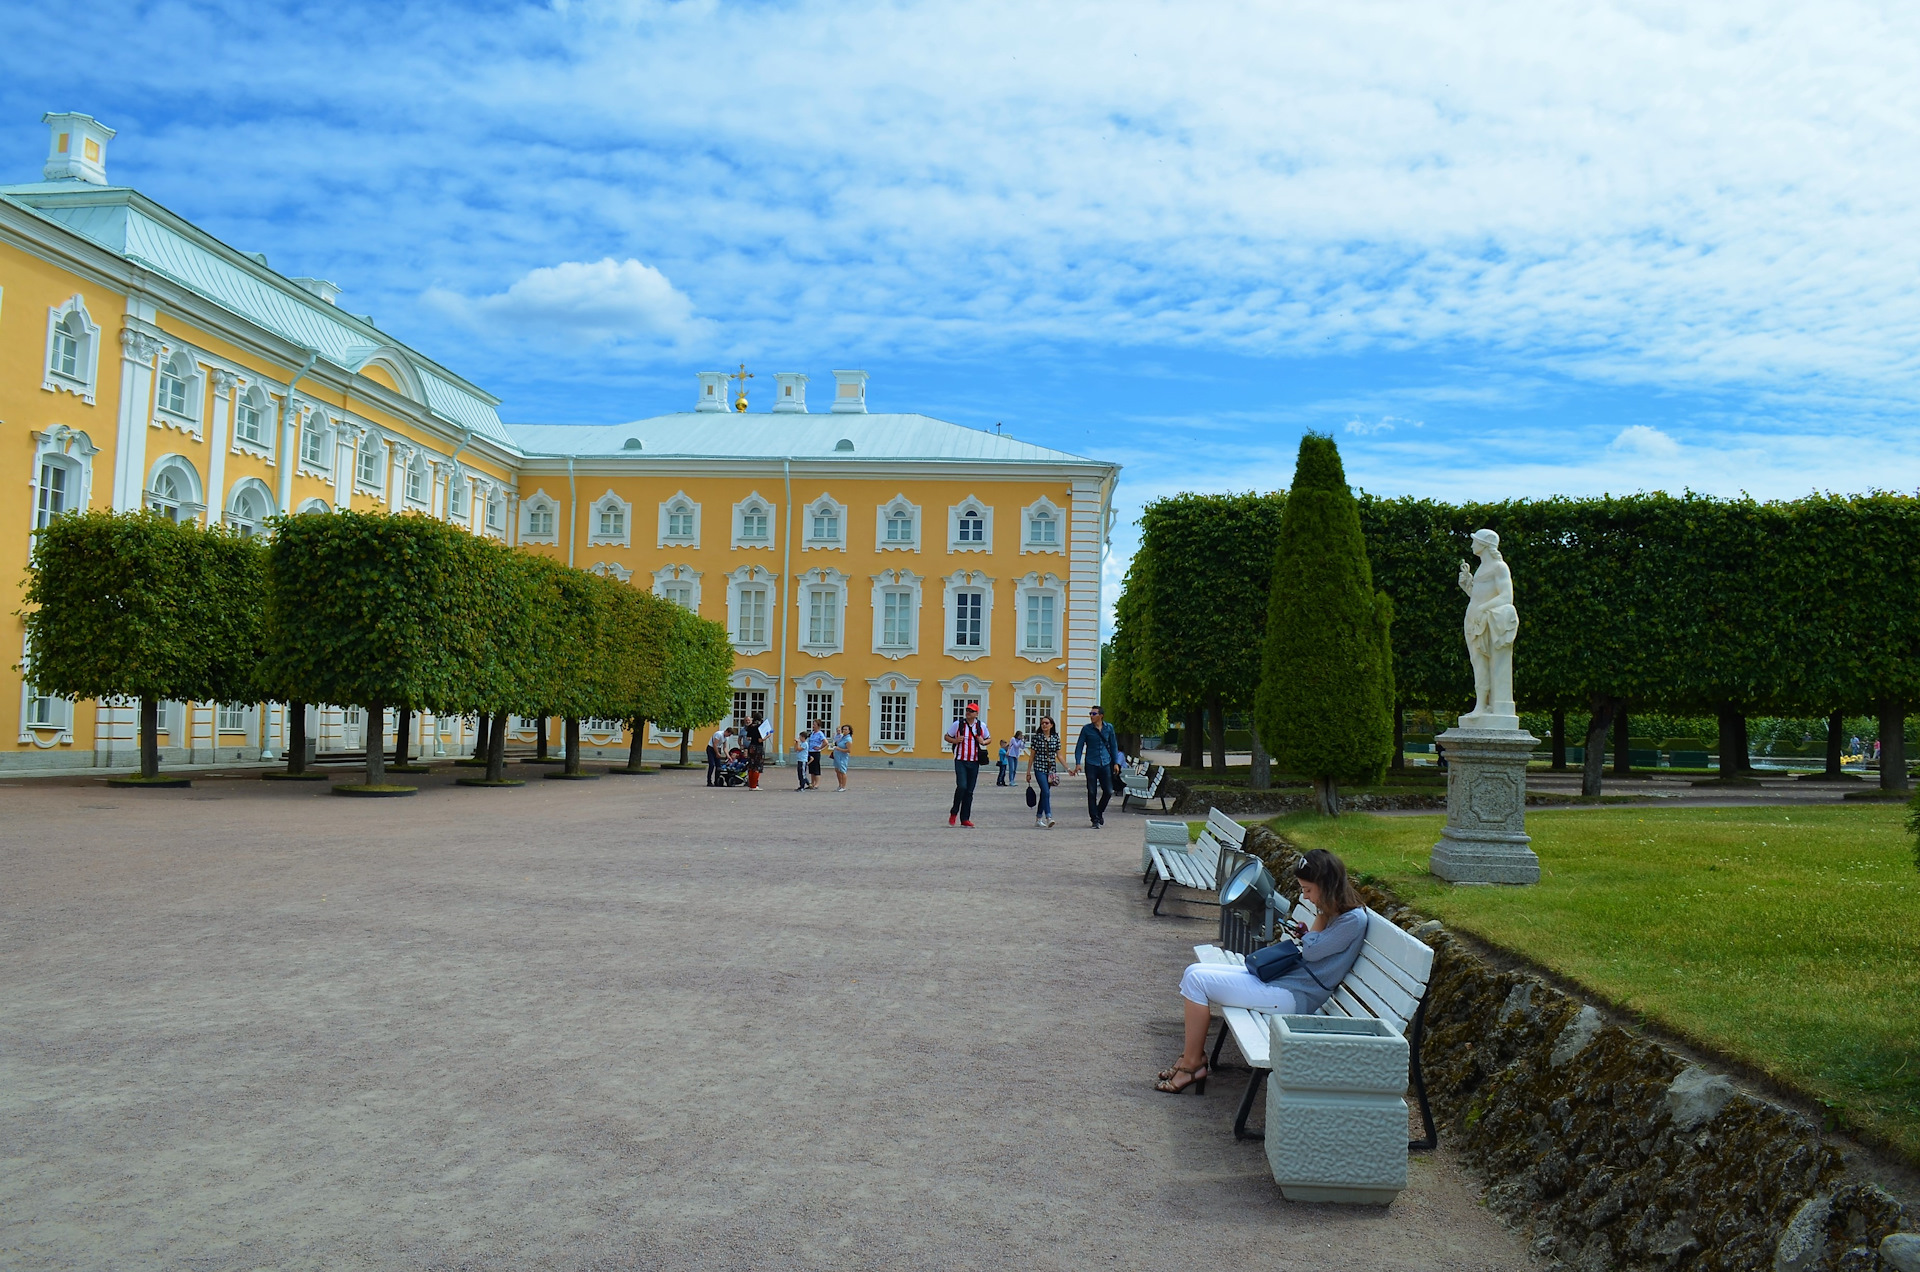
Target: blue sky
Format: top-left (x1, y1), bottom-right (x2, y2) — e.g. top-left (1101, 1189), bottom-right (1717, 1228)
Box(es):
top-left (8, 1), bottom-right (1919, 622)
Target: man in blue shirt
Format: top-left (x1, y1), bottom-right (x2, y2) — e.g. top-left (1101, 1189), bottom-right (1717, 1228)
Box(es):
top-left (1071, 705), bottom-right (1122, 829)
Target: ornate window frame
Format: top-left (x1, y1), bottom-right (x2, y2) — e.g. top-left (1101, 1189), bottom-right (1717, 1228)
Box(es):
top-left (446, 468), bottom-right (471, 524)
top-left (652, 563), bottom-right (702, 613)
top-left (1013, 570), bottom-right (1067, 663)
top-left (296, 497), bottom-right (331, 515)
top-left (231, 382), bottom-right (274, 454)
top-left (224, 476), bottom-right (276, 537)
top-left (875, 493), bottom-right (921, 552)
top-left (482, 485), bottom-right (506, 538)
top-left (43, 294), bottom-right (100, 403)
top-left (297, 406), bottom-right (333, 476)
top-left (866, 672), bottom-right (919, 753)
top-left (519, 488), bottom-right (560, 545)
top-left (941, 569), bottom-right (995, 661)
top-left (869, 568), bottom-right (922, 659)
top-left (937, 674), bottom-right (992, 751)
top-left (802, 492), bottom-right (848, 551)
top-left (29, 425), bottom-right (97, 537)
top-left (145, 453), bottom-right (206, 523)
top-left (588, 489), bottom-right (633, 547)
top-left (947, 495), bottom-right (993, 553)
top-left (732, 491), bottom-right (777, 550)
top-left (726, 563), bottom-right (778, 654)
top-left (353, 429), bottom-right (386, 492)
top-left (728, 668), bottom-right (777, 731)
top-left (589, 561), bottom-right (634, 582)
top-left (1019, 496), bottom-right (1066, 555)
top-left (797, 567), bottom-right (849, 657)
top-left (18, 636), bottom-right (74, 747)
top-left (791, 670), bottom-right (846, 739)
top-left (402, 450), bottom-right (431, 508)
top-left (152, 347), bottom-right (205, 435)
top-left (1012, 674), bottom-right (1062, 736)
top-left (657, 491), bottom-right (701, 548)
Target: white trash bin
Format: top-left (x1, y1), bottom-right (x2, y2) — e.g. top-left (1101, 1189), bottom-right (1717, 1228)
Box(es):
top-left (1267, 1014), bottom-right (1410, 1205)
top-left (1142, 819), bottom-right (1188, 872)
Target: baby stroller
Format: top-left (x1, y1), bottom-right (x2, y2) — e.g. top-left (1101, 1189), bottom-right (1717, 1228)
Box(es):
top-left (716, 749), bottom-right (748, 787)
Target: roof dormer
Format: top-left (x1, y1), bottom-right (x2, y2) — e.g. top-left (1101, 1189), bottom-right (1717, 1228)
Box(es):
top-left (42, 112), bottom-right (114, 185)
top-left (696, 371), bottom-right (729, 412)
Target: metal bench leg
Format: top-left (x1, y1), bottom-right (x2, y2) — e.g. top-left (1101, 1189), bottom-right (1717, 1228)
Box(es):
top-left (1152, 882), bottom-right (1170, 916)
top-left (1233, 1069), bottom-right (1268, 1140)
top-left (1208, 1016), bottom-right (1230, 1072)
top-left (1408, 994), bottom-right (1437, 1152)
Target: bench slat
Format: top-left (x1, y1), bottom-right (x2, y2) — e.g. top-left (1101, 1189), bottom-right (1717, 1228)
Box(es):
top-left (1345, 954), bottom-right (1421, 1025)
top-left (1338, 961), bottom-right (1411, 1027)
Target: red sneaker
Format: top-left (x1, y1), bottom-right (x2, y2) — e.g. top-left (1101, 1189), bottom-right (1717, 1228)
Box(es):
top-left (949, 813), bottom-right (958, 826)
top-left (962, 820), bottom-right (975, 828)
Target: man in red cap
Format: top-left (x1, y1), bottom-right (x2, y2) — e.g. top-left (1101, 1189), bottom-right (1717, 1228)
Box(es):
top-left (945, 701), bottom-right (989, 827)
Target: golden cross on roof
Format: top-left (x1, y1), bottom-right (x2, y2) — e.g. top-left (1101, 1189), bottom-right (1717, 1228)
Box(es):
top-left (730, 363), bottom-right (753, 412)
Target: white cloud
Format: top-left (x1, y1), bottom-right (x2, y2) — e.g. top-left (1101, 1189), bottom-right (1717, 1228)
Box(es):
top-left (425, 258), bottom-right (704, 346)
top-left (1608, 424), bottom-right (1684, 459)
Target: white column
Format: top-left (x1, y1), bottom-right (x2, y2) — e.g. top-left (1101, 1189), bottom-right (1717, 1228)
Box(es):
top-left (112, 327), bottom-right (163, 510)
top-left (275, 393), bottom-right (296, 514)
top-left (1067, 478), bottom-right (1104, 722)
top-left (207, 369), bottom-right (237, 526)
top-left (333, 429), bottom-right (357, 511)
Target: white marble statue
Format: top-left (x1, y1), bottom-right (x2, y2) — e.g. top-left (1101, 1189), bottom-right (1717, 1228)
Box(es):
top-left (1457, 528), bottom-right (1519, 729)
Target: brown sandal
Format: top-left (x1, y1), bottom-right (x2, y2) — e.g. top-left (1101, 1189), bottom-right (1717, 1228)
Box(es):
top-left (1154, 1062), bottom-right (1208, 1095)
top-left (1158, 1058), bottom-right (1196, 1081)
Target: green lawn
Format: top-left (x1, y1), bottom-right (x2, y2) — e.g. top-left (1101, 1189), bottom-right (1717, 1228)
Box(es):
top-left (1270, 804), bottom-right (1920, 1163)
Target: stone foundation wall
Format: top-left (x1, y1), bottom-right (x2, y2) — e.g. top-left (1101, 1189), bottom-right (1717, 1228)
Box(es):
top-left (1239, 824), bottom-right (1915, 1271)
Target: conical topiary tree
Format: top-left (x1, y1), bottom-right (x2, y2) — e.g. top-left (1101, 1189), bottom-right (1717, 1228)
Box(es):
top-left (1254, 434), bottom-right (1396, 816)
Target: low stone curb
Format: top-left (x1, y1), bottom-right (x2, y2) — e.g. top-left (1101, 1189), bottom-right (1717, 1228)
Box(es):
top-left (1237, 823), bottom-right (1914, 1271)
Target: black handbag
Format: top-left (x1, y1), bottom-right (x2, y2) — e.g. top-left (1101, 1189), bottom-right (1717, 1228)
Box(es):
top-left (1244, 941), bottom-right (1303, 983)
top-left (1025, 778), bottom-right (1037, 808)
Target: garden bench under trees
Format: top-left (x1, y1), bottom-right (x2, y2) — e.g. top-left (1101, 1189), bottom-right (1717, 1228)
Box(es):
top-left (1142, 807), bottom-right (1245, 915)
top-left (1120, 763), bottom-right (1169, 811)
top-left (1194, 896), bottom-right (1436, 1144)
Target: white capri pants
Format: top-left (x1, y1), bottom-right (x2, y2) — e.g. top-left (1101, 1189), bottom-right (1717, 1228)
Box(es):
top-left (1179, 962), bottom-right (1298, 1014)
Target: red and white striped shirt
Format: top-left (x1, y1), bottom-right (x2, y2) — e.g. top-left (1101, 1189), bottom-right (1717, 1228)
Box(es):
top-left (946, 718), bottom-right (988, 762)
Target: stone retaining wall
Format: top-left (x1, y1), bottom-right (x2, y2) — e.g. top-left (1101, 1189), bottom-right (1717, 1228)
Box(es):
top-left (1239, 824), bottom-right (1915, 1271)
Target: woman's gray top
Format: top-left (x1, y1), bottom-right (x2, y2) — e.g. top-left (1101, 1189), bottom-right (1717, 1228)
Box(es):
top-left (1269, 906), bottom-right (1370, 1014)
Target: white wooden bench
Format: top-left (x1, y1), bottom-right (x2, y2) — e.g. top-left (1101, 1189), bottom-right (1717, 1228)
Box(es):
top-left (1143, 807), bottom-right (1244, 916)
top-left (1194, 896), bottom-right (1437, 1146)
top-left (1120, 763), bottom-right (1169, 812)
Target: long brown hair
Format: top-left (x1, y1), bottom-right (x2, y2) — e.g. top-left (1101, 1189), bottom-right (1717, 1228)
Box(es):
top-left (1295, 849), bottom-right (1362, 916)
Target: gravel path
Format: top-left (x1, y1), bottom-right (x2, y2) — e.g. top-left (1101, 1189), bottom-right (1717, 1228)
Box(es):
top-left (1, 764), bottom-right (1532, 1271)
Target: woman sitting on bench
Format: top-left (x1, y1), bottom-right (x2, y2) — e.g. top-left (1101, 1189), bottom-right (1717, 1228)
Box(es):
top-left (1156, 848), bottom-right (1370, 1095)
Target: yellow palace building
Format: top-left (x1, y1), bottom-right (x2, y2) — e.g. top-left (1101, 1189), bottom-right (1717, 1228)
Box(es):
top-left (0, 113), bottom-right (1119, 775)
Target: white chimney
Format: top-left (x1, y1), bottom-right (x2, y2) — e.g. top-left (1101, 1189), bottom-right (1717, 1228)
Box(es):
top-left (290, 277), bottom-right (341, 305)
top-left (696, 371), bottom-right (729, 412)
top-left (830, 369), bottom-right (869, 414)
top-left (42, 112), bottom-right (115, 185)
top-left (773, 372), bottom-right (808, 413)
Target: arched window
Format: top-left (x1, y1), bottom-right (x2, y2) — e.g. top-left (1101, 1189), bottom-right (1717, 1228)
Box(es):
top-left (958, 507), bottom-right (984, 543)
top-left (485, 491), bottom-right (504, 534)
top-left (528, 501), bottom-right (554, 538)
top-left (156, 353), bottom-right (196, 418)
top-left (948, 497), bottom-right (994, 552)
top-left (149, 470), bottom-right (184, 520)
top-left (1028, 510), bottom-right (1057, 545)
top-left (658, 492), bottom-right (700, 547)
top-left (588, 492), bottom-right (633, 547)
top-left (52, 313), bottom-right (84, 380)
top-left (733, 493), bottom-right (776, 549)
top-left (226, 481), bottom-right (275, 537)
top-left (44, 296), bottom-right (101, 403)
top-left (234, 385), bottom-right (269, 446)
top-left (34, 454), bottom-right (78, 530)
top-left (449, 478), bottom-right (469, 520)
top-left (300, 411), bottom-right (329, 467)
top-left (405, 455), bottom-right (427, 505)
top-left (297, 498), bottom-right (330, 515)
top-left (742, 503), bottom-right (769, 540)
top-left (811, 503), bottom-right (840, 542)
top-left (355, 436), bottom-right (383, 488)
top-left (146, 457), bottom-right (202, 523)
top-left (668, 501), bottom-right (695, 537)
top-left (599, 503), bottom-right (624, 537)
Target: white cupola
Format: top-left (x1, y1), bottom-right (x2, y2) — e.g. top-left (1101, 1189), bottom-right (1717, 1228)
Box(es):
top-left (290, 278), bottom-right (341, 305)
top-left (772, 372), bottom-right (808, 413)
top-left (696, 371), bottom-right (729, 412)
top-left (830, 369), bottom-right (869, 414)
top-left (42, 112), bottom-right (115, 185)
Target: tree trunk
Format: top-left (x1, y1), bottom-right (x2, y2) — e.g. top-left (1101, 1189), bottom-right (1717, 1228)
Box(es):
top-left (1717, 707), bottom-right (1750, 777)
top-left (473, 711), bottom-right (490, 761)
top-left (1612, 708), bottom-right (1632, 778)
top-left (627, 719), bottom-right (647, 770)
top-left (1582, 695), bottom-right (1617, 796)
top-left (1879, 699), bottom-right (1908, 793)
top-left (678, 728), bottom-right (691, 766)
top-left (140, 697), bottom-right (161, 780)
top-left (1181, 708), bottom-right (1202, 770)
top-left (486, 709), bottom-right (508, 782)
top-left (393, 707), bottom-right (411, 767)
top-left (287, 700), bottom-right (308, 776)
top-left (1822, 709), bottom-right (1845, 779)
top-left (1207, 695), bottom-right (1227, 772)
top-left (565, 717), bottom-right (582, 776)
top-left (1249, 721), bottom-right (1271, 790)
top-left (1391, 705), bottom-right (1405, 772)
top-left (364, 701), bottom-right (386, 787)
top-left (1312, 775), bottom-right (1339, 817)
top-left (1550, 708), bottom-right (1567, 771)
top-left (535, 716), bottom-right (549, 761)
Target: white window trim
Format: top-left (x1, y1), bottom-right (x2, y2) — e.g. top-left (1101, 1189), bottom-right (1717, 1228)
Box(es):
top-left (517, 488), bottom-right (560, 545)
top-left (802, 492), bottom-right (849, 551)
top-left (354, 430), bottom-right (387, 492)
top-left (43, 294), bottom-right (101, 404)
top-left (481, 486), bottom-right (506, 538)
top-left (875, 494), bottom-right (921, 552)
top-left (230, 382), bottom-right (274, 456)
top-left (297, 406), bottom-right (333, 477)
top-left (868, 568), bottom-right (923, 660)
top-left (941, 569), bottom-right (995, 661)
top-left (938, 675), bottom-right (993, 751)
top-left (1014, 571), bottom-right (1067, 663)
top-left (223, 477), bottom-right (276, 536)
top-left (726, 563), bottom-right (779, 654)
top-left (947, 495), bottom-right (994, 554)
top-left (18, 636), bottom-right (74, 747)
top-left (1019, 495), bottom-right (1067, 555)
top-left (652, 563), bottom-right (703, 613)
top-left (296, 498), bottom-right (331, 514)
top-left (795, 567), bottom-right (849, 657)
top-left (732, 491), bottom-right (777, 551)
top-left (791, 671), bottom-right (847, 740)
top-left (657, 490), bottom-right (702, 548)
top-left (29, 425), bottom-right (97, 537)
top-left (403, 452), bottom-right (431, 508)
top-left (589, 561), bottom-right (634, 582)
top-left (588, 489), bottom-right (634, 548)
top-left (1013, 675), bottom-right (1063, 737)
top-left (446, 469), bottom-right (471, 524)
top-left (866, 672), bottom-right (920, 754)
top-left (145, 454), bottom-right (206, 524)
top-left (728, 668), bottom-right (777, 731)
top-left (152, 348), bottom-right (206, 436)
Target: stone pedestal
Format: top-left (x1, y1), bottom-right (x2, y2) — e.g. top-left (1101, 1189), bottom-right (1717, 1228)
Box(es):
top-left (1267, 1015), bottom-right (1409, 1205)
top-left (1430, 726), bottom-right (1540, 884)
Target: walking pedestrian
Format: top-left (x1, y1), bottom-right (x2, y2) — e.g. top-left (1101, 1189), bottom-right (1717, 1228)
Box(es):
top-left (1007, 730), bottom-right (1026, 785)
top-left (945, 702), bottom-right (989, 827)
top-left (794, 724), bottom-right (812, 791)
top-left (1027, 715), bottom-right (1059, 828)
top-left (994, 737), bottom-right (1011, 786)
top-left (806, 720), bottom-right (828, 789)
top-left (833, 724), bottom-right (853, 791)
top-left (706, 723), bottom-right (729, 787)
top-left (745, 716), bottom-right (765, 790)
top-left (1070, 705), bottom-right (1122, 829)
